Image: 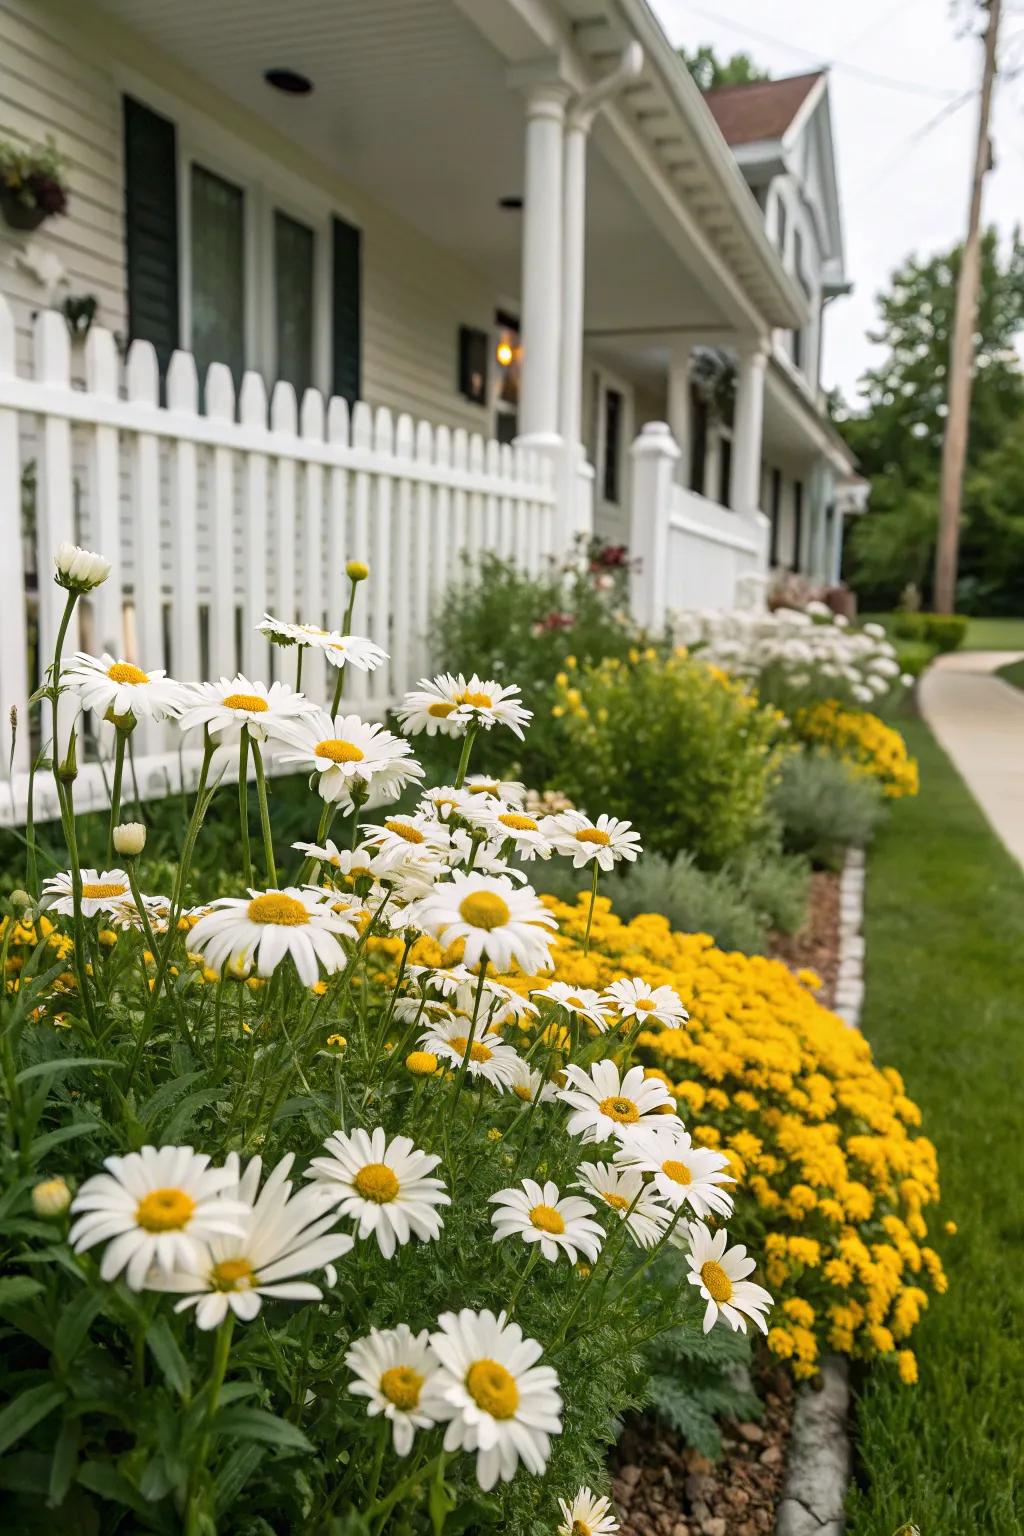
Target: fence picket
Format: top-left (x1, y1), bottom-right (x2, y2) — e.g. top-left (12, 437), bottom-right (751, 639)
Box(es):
top-left (431, 426), bottom-right (452, 624)
top-left (347, 402), bottom-right (373, 705)
top-left (270, 383), bottom-right (298, 685)
top-left (411, 419), bottom-right (434, 679)
top-left (33, 312), bottom-right (75, 677)
top-left (167, 350), bottom-right (201, 684)
top-left (299, 388), bottom-right (326, 706)
top-left (204, 364), bottom-right (237, 683)
top-left (0, 296), bottom-right (28, 776)
top-left (326, 396), bottom-right (351, 634)
top-left (239, 372), bottom-right (269, 683)
top-left (369, 407), bottom-right (394, 704)
top-left (390, 413), bottom-right (414, 707)
top-left (125, 339), bottom-right (163, 754)
top-left (84, 328), bottom-right (123, 655)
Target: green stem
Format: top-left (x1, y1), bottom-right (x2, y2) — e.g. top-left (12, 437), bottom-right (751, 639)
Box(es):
top-left (106, 728), bottom-right (128, 865)
top-left (251, 738), bottom-right (277, 885)
top-left (453, 722), bottom-right (479, 789)
top-left (583, 860), bottom-right (600, 955)
top-left (506, 1247), bottom-right (540, 1315)
top-left (238, 726), bottom-right (253, 888)
top-left (443, 963), bottom-right (488, 1169)
top-left (295, 800), bottom-right (336, 885)
top-left (24, 747), bottom-right (40, 898)
top-left (330, 661), bottom-right (346, 717)
top-left (185, 1315), bottom-right (234, 1536)
top-left (295, 646), bottom-right (304, 693)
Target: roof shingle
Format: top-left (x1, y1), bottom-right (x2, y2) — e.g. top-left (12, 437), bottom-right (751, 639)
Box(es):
top-left (703, 71), bottom-right (824, 147)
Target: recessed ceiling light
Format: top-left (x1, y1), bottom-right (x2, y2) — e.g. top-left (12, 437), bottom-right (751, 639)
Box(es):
top-left (264, 68), bottom-right (313, 95)
top-left (498, 195), bottom-right (523, 211)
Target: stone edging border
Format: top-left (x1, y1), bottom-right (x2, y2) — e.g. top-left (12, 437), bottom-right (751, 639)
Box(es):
top-left (775, 845), bottom-right (866, 1533)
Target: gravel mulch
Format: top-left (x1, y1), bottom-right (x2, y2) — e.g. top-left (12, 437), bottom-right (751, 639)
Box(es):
top-left (611, 1370), bottom-right (796, 1536)
top-left (770, 870), bottom-right (840, 1006)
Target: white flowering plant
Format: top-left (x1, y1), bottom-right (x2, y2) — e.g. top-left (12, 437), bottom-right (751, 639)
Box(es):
top-left (0, 549), bottom-right (772, 1534)
top-left (674, 604), bottom-right (911, 712)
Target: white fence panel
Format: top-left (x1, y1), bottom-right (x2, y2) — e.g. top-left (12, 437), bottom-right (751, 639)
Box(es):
top-left (0, 297), bottom-right (557, 823)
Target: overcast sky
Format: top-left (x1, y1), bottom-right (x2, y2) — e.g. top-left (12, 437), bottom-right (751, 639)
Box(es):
top-left (650, 0), bottom-right (1024, 405)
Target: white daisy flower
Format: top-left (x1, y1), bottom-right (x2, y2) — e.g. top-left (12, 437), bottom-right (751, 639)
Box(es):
top-left (187, 886), bottom-right (359, 986)
top-left (54, 541), bottom-right (110, 592)
top-left (531, 980), bottom-right (613, 1033)
top-left (361, 813), bottom-right (452, 871)
top-left (257, 615), bottom-right (378, 658)
top-left (61, 652), bottom-right (185, 724)
top-left (574, 1161), bottom-right (672, 1249)
top-left (557, 1487), bottom-right (620, 1536)
top-left (489, 1179), bottom-right (604, 1265)
top-left (418, 785), bottom-right (476, 821)
top-left (107, 891), bottom-right (173, 934)
top-left (318, 632), bottom-right (388, 673)
top-left (304, 1127), bottom-right (450, 1260)
top-left (557, 1061), bottom-right (675, 1144)
top-left (447, 829), bottom-right (529, 880)
top-left (479, 979), bottom-right (539, 1027)
top-left (273, 709), bottom-right (423, 808)
top-left (40, 867), bottom-right (132, 919)
top-left (346, 1324), bottom-right (442, 1456)
top-left (177, 675), bottom-right (316, 744)
top-left (463, 775), bottom-right (528, 807)
top-left (68, 1145), bottom-right (249, 1292)
top-left (602, 977), bottom-right (688, 1027)
top-left (451, 676), bottom-right (532, 739)
top-left (683, 1221), bottom-right (773, 1335)
top-left (395, 674), bottom-right (469, 737)
top-left (411, 871), bottom-right (557, 973)
top-left (613, 1127), bottom-right (734, 1220)
top-left (430, 1308), bottom-right (562, 1490)
top-left (542, 810), bottom-right (642, 872)
top-left (506, 1057), bottom-right (557, 1105)
top-left (145, 1152), bottom-right (353, 1329)
top-left (480, 805), bottom-right (552, 861)
top-left (294, 841), bottom-right (377, 887)
top-left (418, 1018), bottom-right (523, 1091)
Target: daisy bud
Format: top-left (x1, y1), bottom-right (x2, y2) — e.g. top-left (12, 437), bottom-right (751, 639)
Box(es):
top-left (8, 888), bottom-right (31, 914)
top-left (32, 1175), bottom-right (71, 1219)
top-left (54, 542), bottom-right (111, 593)
top-left (345, 559), bottom-right (369, 582)
top-left (112, 821), bottom-right (146, 857)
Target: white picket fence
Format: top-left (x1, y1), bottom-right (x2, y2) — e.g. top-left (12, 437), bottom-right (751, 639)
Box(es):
top-left (630, 422), bottom-right (769, 627)
top-left (0, 297), bottom-right (558, 823)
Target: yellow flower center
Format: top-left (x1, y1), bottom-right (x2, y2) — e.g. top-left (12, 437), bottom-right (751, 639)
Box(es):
top-left (458, 690), bottom-right (493, 709)
top-left (566, 995), bottom-right (588, 1009)
top-left (315, 738), bottom-right (365, 764)
top-left (603, 1190), bottom-right (630, 1211)
top-left (529, 1203), bottom-right (565, 1234)
top-left (458, 892), bottom-right (510, 930)
top-left (136, 1187), bottom-right (196, 1232)
top-left (468, 783), bottom-right (499, 796)
top-left (599, 1095), bottom-right (639, 1124)
top-left (211, 1257), bottom-right (255, 1291)
top-left (380, 1364), bottom-right (424, 1411)
top-left (450, 1036), bottom-right (493, 1063)
top-left (662, 1159), bottom-right (692, 1185)
top-left (406, 1050), bottom-right (438, 1076)
top-left (81, 881), bottom-right (128, 900)
top-left (107, 662), bottom-right (149, 685)
top-left (634, 998), bottom-right (657, 1012)
top-left (353, 1163), bottom-right (400, 1203)
top-left (572, 1522), bottom-right (592, 1536)
top-left (498, 813), bottom-right (539, 832)
top-left (427, 701), bottom-right (457, 718)
top-left (701, 1260), bottom-right (733, 1303)
top-left (223, 693), bottom-right (269, 713)
top-left (465, 1359), bottom-right (519, 1420)
top-left (384, 819), bottom-right (425, 844)
top-left (247, 894), bottom-right (310, 926)
top-left (575, 827), bottom-right (611, 846)
top-left (513, 1083), bottom-right (534, 1102)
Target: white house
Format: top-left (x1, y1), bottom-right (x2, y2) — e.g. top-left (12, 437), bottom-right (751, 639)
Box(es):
top-left (0, 0), bottom-right (859, 810)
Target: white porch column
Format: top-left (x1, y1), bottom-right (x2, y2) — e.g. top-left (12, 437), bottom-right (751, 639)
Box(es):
top-left (729, 341), bottom-right (769, 515)
top-left (666, 339), bottom-right (692, 486)
top-left (830, 506), bottom-right (845, 585)
top-left (629, 422), bottom-right (679, 632)
top-left (518, 85), bottom-right (567, 444)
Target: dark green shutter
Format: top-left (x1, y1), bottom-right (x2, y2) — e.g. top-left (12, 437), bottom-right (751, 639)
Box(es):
top-left (123, 96), bottom-right (180, 371)
top-left (331, 215), bottom-right (362, 404)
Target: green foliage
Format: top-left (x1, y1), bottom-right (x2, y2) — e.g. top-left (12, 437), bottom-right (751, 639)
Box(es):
top-left (679, 44), bottom-right (769, 90)
top-left (772, 751), bottom-right (887, 869)
top-left (553, 655), bottom-right (788, 868)
top-left (890, 613), bottom-right (967, 652)
top-left (840, 230), bottom-right (1024, 610)
top-left (530, 849), bottom-right (808, 956)
top-left (643, 1324), bottom-right (759, 1461)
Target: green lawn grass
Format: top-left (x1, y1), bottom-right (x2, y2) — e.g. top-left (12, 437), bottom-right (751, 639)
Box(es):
top-left (962, 616), bottom-right (1024, 651)
top-left (996, 657), bottom-right (1024, 692)
top-left (846, 717), bottom-right (1024, 1535)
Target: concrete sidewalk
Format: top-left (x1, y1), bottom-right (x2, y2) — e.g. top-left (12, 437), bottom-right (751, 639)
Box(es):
top-left (919, 650), bottom-right (1024, 869)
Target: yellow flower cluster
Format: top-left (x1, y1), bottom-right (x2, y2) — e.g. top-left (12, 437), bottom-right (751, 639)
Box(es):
top-left (795, 700), bottom-right (919, 799)
top-left (2, 913), bottom-right (74, 997)
top-left (501, 893), bottom-right (943, 1382)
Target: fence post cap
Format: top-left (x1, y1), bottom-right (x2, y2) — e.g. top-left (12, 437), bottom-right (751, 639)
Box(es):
top-left (631, 421), bottom-right (680, 459)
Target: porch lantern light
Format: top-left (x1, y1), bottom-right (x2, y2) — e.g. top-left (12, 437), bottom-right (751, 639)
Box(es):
top-left (496, 338), bottom-right (514, 368)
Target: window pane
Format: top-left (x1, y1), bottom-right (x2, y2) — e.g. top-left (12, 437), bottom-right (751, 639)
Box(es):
top-left (190, 165), bottom-right (245, 384)
top-left (275, 211), bottom-right (314, 394)
top-left (603, 388), bottom-right (622, 504)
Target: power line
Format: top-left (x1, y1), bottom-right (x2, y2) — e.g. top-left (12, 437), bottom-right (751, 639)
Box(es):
top-left (678, 2), bottom-right (965, 98)
top-left (854, 88), bottom-right (978, 191)
top-left (841, 0), bottom-right (928, 59)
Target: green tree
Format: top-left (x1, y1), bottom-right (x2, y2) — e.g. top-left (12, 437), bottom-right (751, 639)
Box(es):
top-left (840, 229), bottom-right (1024, 609)
top-left (680, 45), bottom-right (769, 91)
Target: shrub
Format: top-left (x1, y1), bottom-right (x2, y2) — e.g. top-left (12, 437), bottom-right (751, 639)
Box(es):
top-left (772, 751), bottom-right (887, 869)
top-left (794, 702), bottom-right (919, 799)
top-left (506, 894), bottom-right (946, 1386)
top-left (890, 612), bottom-right (968, 652)
top-left (552, 651), bottom-right (788, 866)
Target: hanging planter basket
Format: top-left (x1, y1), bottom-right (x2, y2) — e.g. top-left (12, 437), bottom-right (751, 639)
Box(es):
top-left (0, 189), bottom-right (49, 233)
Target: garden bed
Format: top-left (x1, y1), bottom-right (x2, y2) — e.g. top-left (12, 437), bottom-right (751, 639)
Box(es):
top-left (770, 870), bottom-right (840, 1007)
top-left (611, 1368), bottom-right (795, 1536)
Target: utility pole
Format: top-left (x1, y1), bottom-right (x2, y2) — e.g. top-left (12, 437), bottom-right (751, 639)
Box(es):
top-left (934, 0), bottom-right (1002, 614)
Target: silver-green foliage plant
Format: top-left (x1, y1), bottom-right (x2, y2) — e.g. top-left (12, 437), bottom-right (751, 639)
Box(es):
top-left (772, 750), bottom-right (887, 869)
top-left (0, 547), bottom-right (774, 1534)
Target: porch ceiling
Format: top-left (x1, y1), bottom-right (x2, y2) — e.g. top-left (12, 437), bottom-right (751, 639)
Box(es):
top-left (90, 0), bottom-right (729, 333)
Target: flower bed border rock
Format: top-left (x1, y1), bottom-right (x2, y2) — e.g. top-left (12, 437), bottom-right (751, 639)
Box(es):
top-left (775, 844), bottom-right (865, 1534)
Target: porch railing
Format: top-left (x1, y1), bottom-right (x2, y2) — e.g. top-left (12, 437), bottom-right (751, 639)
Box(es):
top-left (0, 298), bottom-right (558, 823)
